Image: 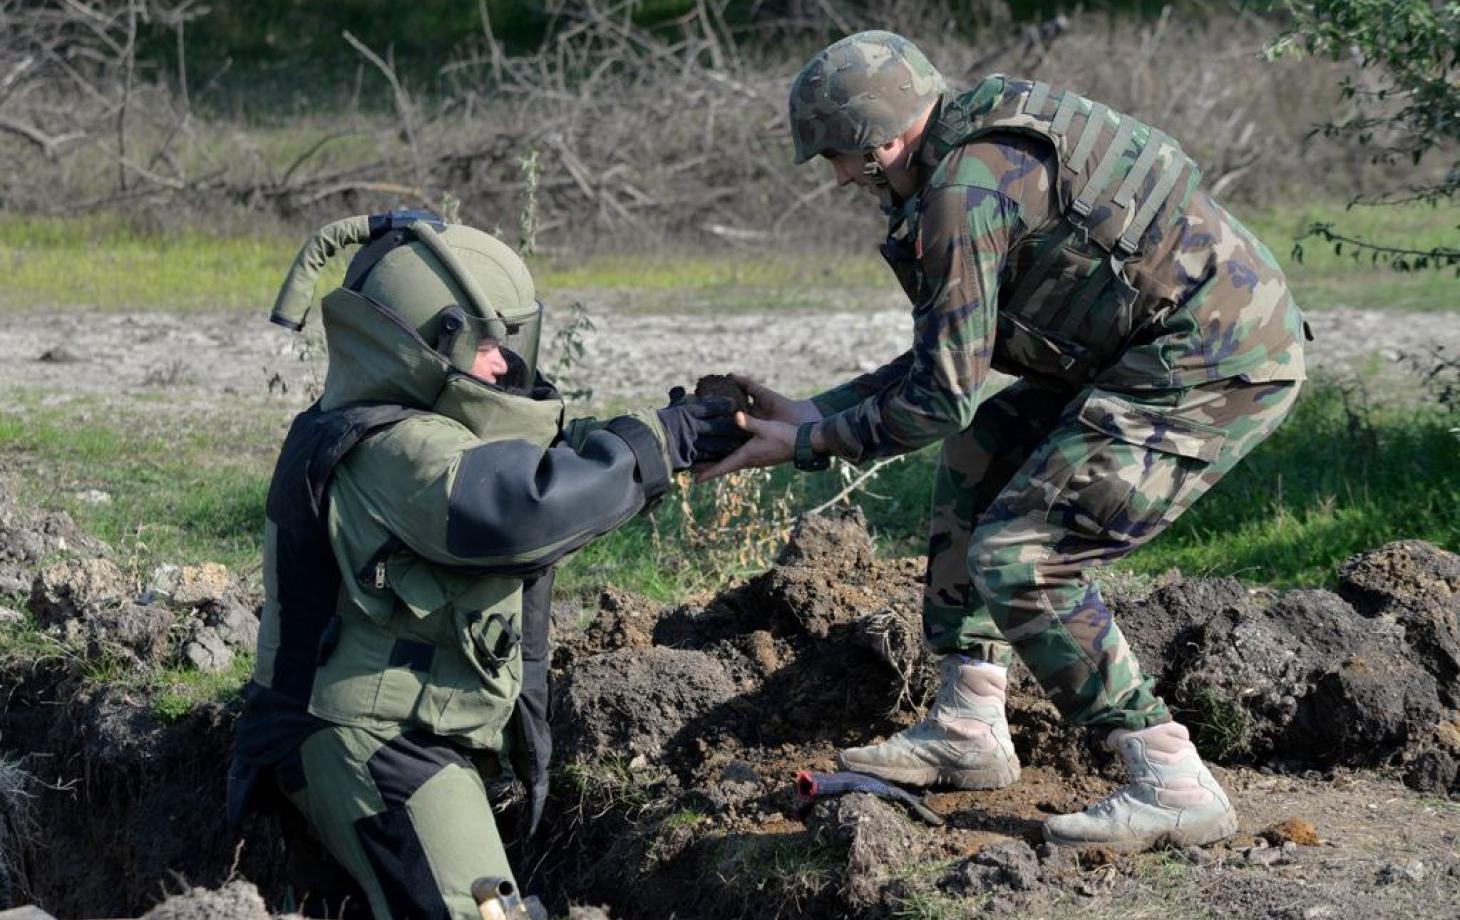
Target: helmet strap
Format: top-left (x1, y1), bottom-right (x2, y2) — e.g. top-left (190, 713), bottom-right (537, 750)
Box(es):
top-left (861, 152), bottom-right (890, 189)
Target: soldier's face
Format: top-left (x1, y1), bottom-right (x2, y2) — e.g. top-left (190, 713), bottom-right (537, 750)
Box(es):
top-left (825, 142), bottom-right (917, 200)
top-left (825, 151), bottom-right (876, 192)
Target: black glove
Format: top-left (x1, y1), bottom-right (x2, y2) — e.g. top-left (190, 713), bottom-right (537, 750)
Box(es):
top-left (656, 389), bottom-right (746, 471)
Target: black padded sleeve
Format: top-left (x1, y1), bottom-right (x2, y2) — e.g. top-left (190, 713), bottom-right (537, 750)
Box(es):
top-left (444, 419), bottom-right (663, 573)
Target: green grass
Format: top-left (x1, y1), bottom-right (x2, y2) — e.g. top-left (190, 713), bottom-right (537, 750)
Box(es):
top-left (1, 200), bottom-right (1452, 314)
top-left (1, 378), bottom-right (1454, 609)
top-left (149, 653), bottom-right (255, 722)
top-left (565, 378), bottom-right (1460, 596)
top-left (1236, 199), bottom-right (1460, 312)
top-left (0, 398), bottom-right (274, 575)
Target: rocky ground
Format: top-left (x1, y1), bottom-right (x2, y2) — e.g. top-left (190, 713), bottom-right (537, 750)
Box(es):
top-left (0, 488), bottom-right (1457, 919)
top-left (0, 304), bottom-right (1455, 418)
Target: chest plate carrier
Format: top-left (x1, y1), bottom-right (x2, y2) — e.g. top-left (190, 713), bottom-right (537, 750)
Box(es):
top-left (918, 75), bottom-right (1203, 389)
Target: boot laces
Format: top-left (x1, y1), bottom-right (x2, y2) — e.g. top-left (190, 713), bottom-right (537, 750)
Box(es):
top-left (1085, 783), bottom-right (1141, 816)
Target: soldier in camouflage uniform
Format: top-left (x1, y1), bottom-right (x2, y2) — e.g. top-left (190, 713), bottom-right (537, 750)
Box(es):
top-left (699, 31), bottom-right (1308, 852)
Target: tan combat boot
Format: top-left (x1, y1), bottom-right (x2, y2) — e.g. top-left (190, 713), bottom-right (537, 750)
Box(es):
top-left (1043, 721), bottom-right (1238, 852)
top-left (836, 655), bottom-right (1020, 789)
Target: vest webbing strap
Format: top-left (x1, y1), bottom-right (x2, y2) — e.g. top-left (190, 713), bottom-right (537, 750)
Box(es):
top-left (1073, 115), bottom-right (1135, 217)
top-left (1023, 81), bottom-right (1051, 117)
top-left (1049, 90), bottom-right (1081, 135)
top-left (1118, 160), bottom-right (1189, 256)
top-left (1067, 102), bottom-right (1109, 176)
top-left (1113, 129), bottom-right (1168, 208)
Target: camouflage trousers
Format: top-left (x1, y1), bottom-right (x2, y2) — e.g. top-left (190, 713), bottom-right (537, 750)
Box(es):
top-left (274, 723), bottom-right (513, 920)
top-left (923, 377), bottom-right (1302, 730)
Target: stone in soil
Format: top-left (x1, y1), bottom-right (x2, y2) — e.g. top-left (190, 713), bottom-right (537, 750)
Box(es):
top-left (948, 839), bottom-right (1042, 894)
top-left (29, 557), bottom-right (131, 628)
top-left (0, 486), bottom-right (110, 596)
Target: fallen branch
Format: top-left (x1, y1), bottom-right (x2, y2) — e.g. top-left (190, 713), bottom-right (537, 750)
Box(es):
top-left (0, 115), bottom-right (83, 159)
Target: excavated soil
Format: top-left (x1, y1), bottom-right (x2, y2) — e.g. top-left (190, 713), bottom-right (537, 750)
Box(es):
top-left (1, 496), bottom-right (1459, 918)
top-left (522, 513), bottom-right (1460, 918)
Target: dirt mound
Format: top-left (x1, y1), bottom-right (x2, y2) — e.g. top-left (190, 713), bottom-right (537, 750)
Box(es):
top-left (0, 489), bottom-right (278, 916)
top-left (1340, 541), bottom-right (1460, 707)
top-left (533, 529), bottom-right (1460, 917)
top-left (1110, 569), bottom-right (1454, 773)
top-left (0, 485), bottom-right (109, 598)
top-left (554, 646), bottom-right (739, 763)
top-left (5, 490), bottom-right (1460, 919)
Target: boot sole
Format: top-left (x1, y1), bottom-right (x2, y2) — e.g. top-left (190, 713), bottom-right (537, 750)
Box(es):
top-left (1042, 808), bottom-right (1239, 853)
top-left (834, 753), bottom-right (1021, 791)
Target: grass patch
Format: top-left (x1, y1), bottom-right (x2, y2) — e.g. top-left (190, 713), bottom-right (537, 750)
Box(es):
top-left (563, 377), bottom-right (1459, 598)
top-left (149, 653), bottom-right (254, 722)
top-left (0, 398), bottom-right (273, 575)
top-left (2, 200), bottom-right (1451, 314)
top-left (1125, 379), bottom-right (1460, 585)
top-left (1235, 199), bottom-right (1459, 313)
top-left (714, 832), bottom-right (847, 917)
top-left (1184, 687), bottom-right (1256, 762)
top-left (1, 378), bottom-right (1453, 613)
top-left (0, 216), bottom-right (311, 313)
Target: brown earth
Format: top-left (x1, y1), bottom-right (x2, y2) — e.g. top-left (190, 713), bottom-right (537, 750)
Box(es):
top-left (1, 497), bottom-right (1459, 918)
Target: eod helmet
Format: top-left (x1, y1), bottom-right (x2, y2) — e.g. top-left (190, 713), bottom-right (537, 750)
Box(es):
top-left (270, 210), bottom-right (543, 381)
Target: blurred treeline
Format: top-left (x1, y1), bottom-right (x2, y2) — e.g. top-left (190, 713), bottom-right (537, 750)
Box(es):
top-left (137, 0), bottom-right (1180, 115)
top-left (0, 0), bottom-right (1432, 252)
top-left (155, 0), bottom-right (1162, 78)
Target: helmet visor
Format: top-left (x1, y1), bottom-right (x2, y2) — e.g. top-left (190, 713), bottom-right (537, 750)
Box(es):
top-left (462, 300), bottom-right (544, 388)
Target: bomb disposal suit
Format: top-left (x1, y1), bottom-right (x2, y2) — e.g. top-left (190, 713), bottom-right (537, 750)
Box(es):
top-left (229, 213), bottom-right (738, 918)
top-left (787, 32), bottom-right (1310, 851)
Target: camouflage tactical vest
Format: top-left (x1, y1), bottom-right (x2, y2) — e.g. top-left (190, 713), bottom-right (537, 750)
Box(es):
top-left (918, 76), bottom-right (1203, 389)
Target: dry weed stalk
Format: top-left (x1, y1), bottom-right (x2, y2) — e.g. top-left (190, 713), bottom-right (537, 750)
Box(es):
top-left (659, 467), bottom-right (797, 576)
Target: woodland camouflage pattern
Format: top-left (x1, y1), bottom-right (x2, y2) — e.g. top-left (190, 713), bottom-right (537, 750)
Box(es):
top-left (789, 30), bottom-right (946, 163)
top-left (803, 52), bottom-right (1308, 731)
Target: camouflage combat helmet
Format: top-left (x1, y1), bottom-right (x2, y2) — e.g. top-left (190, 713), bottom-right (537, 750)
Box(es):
top-left (269, 210), bottom-right (542, 378)
top-left (789, 30), bottom-right (946, 164)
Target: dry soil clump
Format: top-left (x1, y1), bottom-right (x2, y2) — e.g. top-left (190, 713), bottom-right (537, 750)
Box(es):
top-left (693, 374), bottom-right (751, 414)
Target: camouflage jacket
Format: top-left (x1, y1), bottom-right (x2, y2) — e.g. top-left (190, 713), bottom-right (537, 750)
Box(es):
top-left (811, 78), bottom-right (1308, 463)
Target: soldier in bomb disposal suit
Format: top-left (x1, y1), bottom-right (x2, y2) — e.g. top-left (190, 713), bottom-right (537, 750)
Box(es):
top-left (699, 31), bottom-right (1309, 852)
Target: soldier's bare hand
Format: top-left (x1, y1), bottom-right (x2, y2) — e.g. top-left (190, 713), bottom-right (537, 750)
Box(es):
top-left (693, 412), bottom-right (796, 482)
top-left (730, 374), bottom-right (821, 426)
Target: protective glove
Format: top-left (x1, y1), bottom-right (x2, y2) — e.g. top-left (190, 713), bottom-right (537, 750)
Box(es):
top-left (656, 388), bottom-right (746, 471)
